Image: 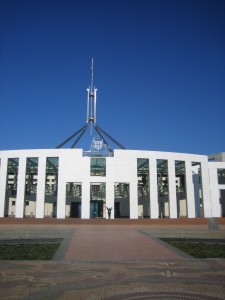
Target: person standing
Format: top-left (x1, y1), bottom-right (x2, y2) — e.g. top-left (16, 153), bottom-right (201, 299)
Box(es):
top-left (106, 207), bottom-right (113, 219)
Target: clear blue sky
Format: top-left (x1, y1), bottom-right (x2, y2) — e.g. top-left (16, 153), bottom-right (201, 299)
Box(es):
top-left (0, 0), bottom-right (225, 155)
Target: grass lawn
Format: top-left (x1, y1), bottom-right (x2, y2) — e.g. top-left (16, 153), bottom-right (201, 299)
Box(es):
top-left (0, 243), bottom-right (60, 260)
top-left (168, 241), bottom-right (225, 258)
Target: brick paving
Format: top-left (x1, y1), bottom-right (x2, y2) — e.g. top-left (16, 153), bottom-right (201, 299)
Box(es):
top-left (64, 226), bottom-right (186, 261)
top-left (0, 218), bottom-right (224, 299)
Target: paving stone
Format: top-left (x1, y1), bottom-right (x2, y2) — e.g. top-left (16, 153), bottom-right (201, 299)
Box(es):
top-left (0, 218), bottom-right (224, 299)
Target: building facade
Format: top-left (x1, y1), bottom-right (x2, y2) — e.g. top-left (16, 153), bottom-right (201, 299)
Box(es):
top-left (0, 149), bottom-right (224, 219)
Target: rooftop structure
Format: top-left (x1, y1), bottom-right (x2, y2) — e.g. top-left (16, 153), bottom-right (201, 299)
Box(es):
top-left (56, 59), bottom-right (125, 156)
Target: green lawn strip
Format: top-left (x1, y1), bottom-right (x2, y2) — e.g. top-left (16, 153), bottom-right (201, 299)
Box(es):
top-left (168, 241), bottom-right (225, 258)
top-left (0, 243), bottom-right (60, 260)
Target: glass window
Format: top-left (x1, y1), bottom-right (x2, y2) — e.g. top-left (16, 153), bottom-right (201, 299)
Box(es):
top-left (157, 159), bottom-right (169, 218)
top-left (45, 157), bottom-right (59, 196)
top-left (90, 158), bottom-right (106, 176)
top-left (175, 161), bottom-right (187, 218)
top-left (44, 157), bottom-right (59, 218)
top-left (218, 169), bottom-right (225, 184)
top-left (5, 158), bottom-right (19, 217)
top-left (24, 157), bottom-right (38, 217)
top-left (137, 158), bottom-right (150, 218)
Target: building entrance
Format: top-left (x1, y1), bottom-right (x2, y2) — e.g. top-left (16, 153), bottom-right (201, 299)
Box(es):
top-left (66, 182), bottom-right (82, 218)
top-left (90, 182), bottom-right (106, 218)
top-left (114, 183), bottom-right (130, 218)
top-left (114, 202), bottom-right (120, 218)
top-left (70, 202), bottom-right (81, 218)
top-left (90, 201), bottom-right (103, 218)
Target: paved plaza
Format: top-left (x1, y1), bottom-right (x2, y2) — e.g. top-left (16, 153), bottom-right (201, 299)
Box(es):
top-left (0, 218), bottom-right (225, 299)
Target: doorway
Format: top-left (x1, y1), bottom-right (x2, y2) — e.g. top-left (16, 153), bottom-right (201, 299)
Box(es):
top-left (70, 202), bottom-right (81, 218)
top-left (90, 201), bottom-right (103, 218)
top-left (114, 183), bottom-right (130, 218)
top-left (90, 182), bottom-right (106, 218)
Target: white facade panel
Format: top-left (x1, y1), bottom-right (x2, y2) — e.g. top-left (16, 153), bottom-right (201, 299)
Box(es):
top-left (185, 161), bottom-right (196, 218)
top-left (149, 158), bottom-right (158, 219)
top-left (15, 156), bottom-right (26, 218)
top-left (201, 160), bottom-right (212, 218)
top-left (168, 159), bottom-right (177, 218)
top-left (36, 156), bottom-right (46, 218)
top-left (0, 158), bottom-right (8, 217)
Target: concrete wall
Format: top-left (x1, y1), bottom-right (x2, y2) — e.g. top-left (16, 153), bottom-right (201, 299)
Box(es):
top-left (208, 152), bottom-right (225, 162)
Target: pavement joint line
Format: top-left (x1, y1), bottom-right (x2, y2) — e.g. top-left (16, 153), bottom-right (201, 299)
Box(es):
top-left (208, 217), bottom-right (220, 230)
top-left (138, 230), bottom-right (194, 260)
top-left (52, 228), bottom-right (75, 261)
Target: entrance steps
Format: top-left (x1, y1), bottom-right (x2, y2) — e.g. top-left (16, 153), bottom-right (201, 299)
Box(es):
top-left (0, 217), bottom-right (223, 226)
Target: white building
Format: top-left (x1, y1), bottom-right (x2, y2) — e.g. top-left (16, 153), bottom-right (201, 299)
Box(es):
top-left (0, 62), bottom-right (224, 219)
top-left (0, 148), bottom-right (224, 219)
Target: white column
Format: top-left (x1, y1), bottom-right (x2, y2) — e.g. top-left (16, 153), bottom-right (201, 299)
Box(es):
top-left (36, 156), bottom-right (46, 218)
top-left (57, 184), bottom-right (65, 219)
top-left (168, 159), bottom-right (177, 218)
top-left (130, 179), bottom-right (138, 219)
top-left (185, 161), bottom-right (196, 218)
top-left (81, 181), bottom-right (90, 219)
top-left (150, 158), bottom-right (158, 219)
top-left (15, 156), bottom-right (26, 218)
top-left (208, 165), bottom-right (221, 217)
top-left (201, 160), bottom-right (212, 218)
top-left (106, 181), bottom-right (114, 219)
top-left (0, 158), bottom-right (8, 217)
top-left (57, 158), bottom-right (65, 219)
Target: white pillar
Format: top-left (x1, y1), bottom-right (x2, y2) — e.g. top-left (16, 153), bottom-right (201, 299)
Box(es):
top-left (0, 158), bottom-right (8, 217)
top-left (168, 159), bottom-right (177, 218)
top-left (15, 156), bottom-right (26, 218)
top-left (57, 158), bottom-right (65, 219)
top-left (150, 158), bottom-right (158, 219)
top-left (36, 156), bottom-right (46, 218)
top-left (57, 184), bottom-right (65, 219)
top-left (208, 165), bottom-right (221, 217)
top-left (130, 179), bottom-right (138, 219)
top-left (185, 161), bottom-right (196, 218)
top-left (201, 160), bottom-right (212, 218)
top-left (81, 181), bottom-right (90, 219)
top-left (106, 181), bottom-right (114, 219)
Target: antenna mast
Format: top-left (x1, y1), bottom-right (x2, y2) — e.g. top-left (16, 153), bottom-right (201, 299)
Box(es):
top-left (56, 59), bottom-right (125, 152)
top-left (86, 58), bottom-right (97, 124)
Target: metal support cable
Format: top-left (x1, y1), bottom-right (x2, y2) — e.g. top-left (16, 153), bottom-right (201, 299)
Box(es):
top-left (94, 124), bottom-right (113, 153)
top-left (56, 124), bottom-right (87, 148)
top-left (95, 123), bottom-right (125, 149)
top-left (71, 124), bottom-right (88, 148)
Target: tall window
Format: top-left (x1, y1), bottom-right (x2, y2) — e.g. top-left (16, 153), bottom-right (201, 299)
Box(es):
top-left (157, 159), bottom-right (169, 218)
top-left (175, 161), bottom-right (187, 217)
top-left (6, 158), bottom-right (19, 217)
top-left (137, 158), bottom-right (150, 218)
top-left (24, 157), bottom-right (38, 217)
top-left (45, 157), bottom-right (59, 196)
top-left (44, 157), bottom-right (59, 218)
